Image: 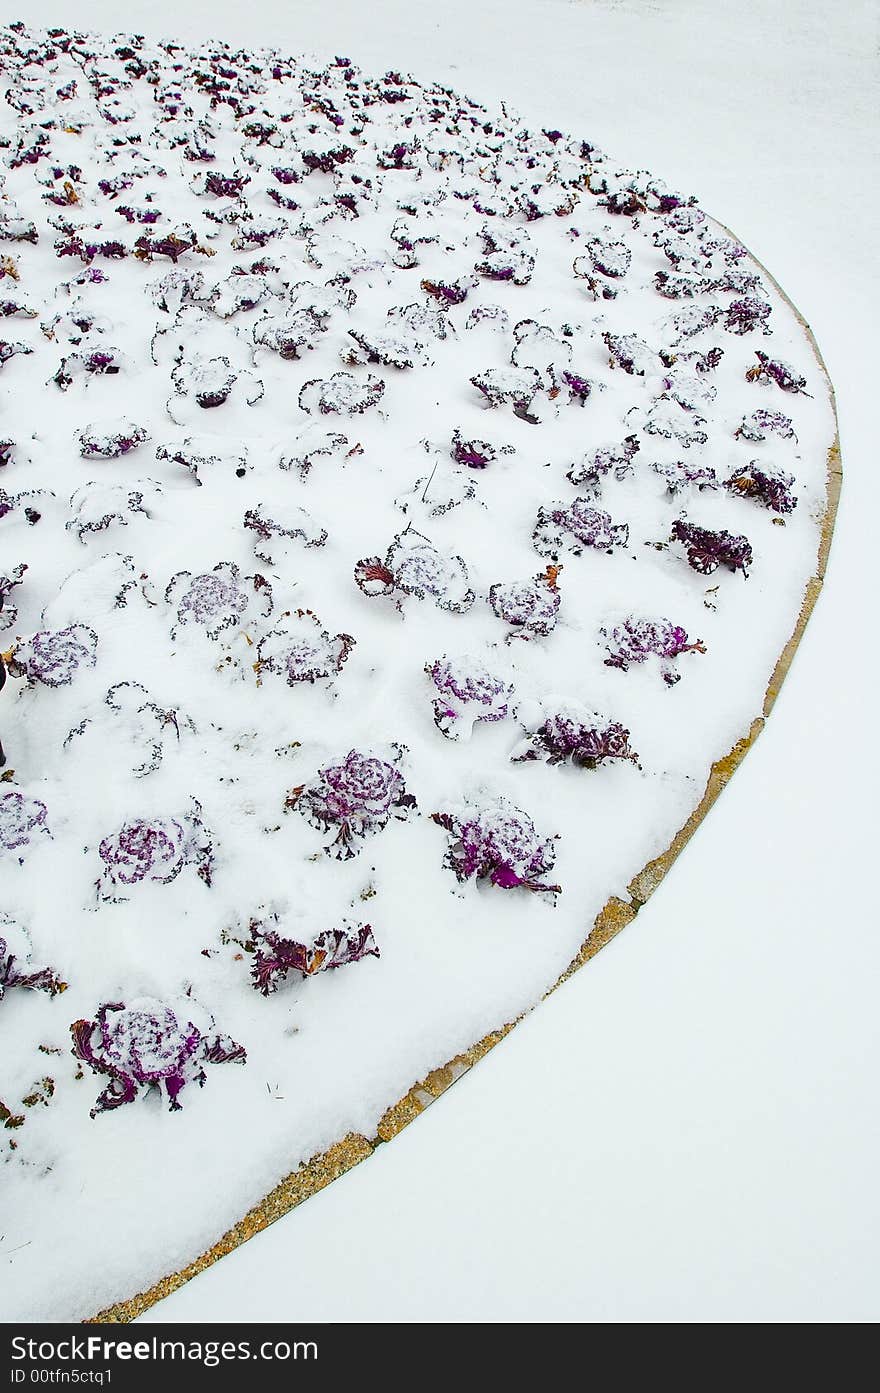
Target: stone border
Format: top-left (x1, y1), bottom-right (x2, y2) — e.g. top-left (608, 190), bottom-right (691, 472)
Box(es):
top-left (89, 235), bottom-right (842, 1325)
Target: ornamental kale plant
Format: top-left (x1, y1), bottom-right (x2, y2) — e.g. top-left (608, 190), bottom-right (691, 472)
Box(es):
top-left (745, 351), bottom-right (810, 395)
top-left (0, 562), bottom-right (27, 630)
top-left (533, 499), bottom-right (629, 559)
top-left (651, 459), bottom-right (719, 494)
top-left (257, 611), bottom-right (355, 685)
top-left (77, 420), bottom-right (149, 459)
top-left (299, 371), bottom-right (385, 415)
top-left (724, 463), bottom-right (798, 514)
top-left (735, 409), bottom-right (797, 443)
top-left (0, 919), bottom-right (66, 1000)
top-left (566, 435), bottom-right (640, 489)
top-left (98, 801), bottom-right (214, 895)
top-left (355, 530), bottom-right (475, 613)
top-left (246, 915), bottom-right (379, 995)
top-left (9, 626), bottom-right (98, 686)
top-left (489, 566), bottom-right (562, 640)
top-left (0, 791), bottom-right (50, 859)
top-left (722, 296), bottom-right (772, 336)
top-left (165, 561), bottom-right (273, 640)
top-left (286, 747), bottom-right (417, 859)
top-left (670, 518), bottom-right (753, 576)
top-left (243, 503), bottom-right (328, 565)
top-left (426, 656), bottom-right (515, 740)
top-left (431, 796), bottom-right (560, 896)
top-left (71, 998), bottom-right (246, 1116)
top-left (511, 700), bottom-right (639, 769)
top-left (67, 481), bottom-right (155, 541)
top-left (602, 616), bottom-right (706, 685)
top-left (64, 682), bottom-right (194, 779)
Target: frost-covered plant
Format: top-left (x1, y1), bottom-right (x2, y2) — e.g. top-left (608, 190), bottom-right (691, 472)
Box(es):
top-left (0, 791), bottom-right (50, 859)
top-left (98, 801), bottom-right (214, 893)
top-left (651, 459), bottom-right (718, 494)
top-left (724, 463), bottom-right (798, 514)
top-left (603, 332), bottom-right (668, 376)
top-left (166, 562), bottom-right (273, 640)
top-left (575, 235), bottom-right (631, 280)
top-left (246, 914), bottom-right (379, 995)
top-left (65, 682), bottom-right (193, 778)
top-left (533, 499), bottom-right (628, 559)
top-left (299, 371), bottom-right (385, 415)
top-left (71, 998), bottom-right (246, 1116)
top-left (670, 519), bottom-right (753, 576)
top-left (257, 611), bottom-right (355, 685)
top-left (150, 268), bottom-right (205, 314)
top-left (722, 296), bottom-right (771, 336)
top-left (566, 435), bottom-right (639, 488)
top-left (641, 397), bottom-right (708, 448)
top-left (489, 566), bottom-right (562, 640)
top-left (52, 347), bottom-right (125, 390)
top-left (735, 409), bottom-right (797, 443)
top-left (286, 747), bottom-right (417, 859)
top-left (394, 462), bottom-right (478, 520)
top-left (0, 562), bottom-right (27, 630)
top-left (170, 354), bottom-right (237, 408)
top-left (431, 796), bottom-right (560, 895)
top-left (653, 270), bottom-right (707, 299)
top-left (421, 277), bottom-right (470, 306)
top-left (470, 365), bottom-right (541, 419)
top-left (465, 304), bottom-right (510, 333)
top-left (0, 341), bottom-right (33, 369)
top-left (745, 351), bottom-right (810, 395)
top-left (77, 420), bottom-right (149, 458)
top-left (278, 430), bottom-right (350, 479)
top-left (426, 656), bottom-right (514, 740)
top-left (67, 482), bottom-right (154, 541)
top-left (602, 616), bottom-right (706, 685)
top-left (511, 700), bottom-right (639, 768)
top-left (355, 530), bottom-right (475, 613)
top-left (252, 308), bottom-right (327, 359)
top-left (475, 225), bottom-right (534, 284)
top-left (243, 503), bottom-right (328, 565)
top-left (155, 437), bottom-right (248, 484)
top-left (9, 626), bottom-right (98, 687)
top-left (0, 919), bottom-right (65, 1000)
top-left (343, 328), bottom-right (419, 369)
top-left (450, 431), bottom-right (500, 470)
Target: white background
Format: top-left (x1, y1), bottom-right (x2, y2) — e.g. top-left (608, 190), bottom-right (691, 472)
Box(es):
top-left (20, 0), bottom-right (880, 1322)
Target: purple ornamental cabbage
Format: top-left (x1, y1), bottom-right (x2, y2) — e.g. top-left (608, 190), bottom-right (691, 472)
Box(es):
top-left (670, 519), bottom-right (753, 576)
top-left (298, 371), bottom-right (385, 415)
top-left (243, 504), bottom-right (328, 565)
top-left (723, 296), bottom-right (772, 335)
top-left (78, 421), bottom-right (149, 459)
top-left (98, 802), bottom-right (214, 893)
top-left (533, 499), bottom-right (629, 559)
top-left (247, 917), bottom-right (379, 995)
top-left (286, 747), bottom-right (417, 859)
top-left (511, 701), bottom-right (639, 769)
top-left (71, 998), bottom-right (246, 1116)
top-left (10, 626), bottom-right (98, 687)
top-left (450, 431), bottom-right (497, 469)
top-left (426, 656), bottom-right (515, 740)
top-left (0, 562), bottom-right (27, 630)
top-left (256, 610), bottom-right (355, 685)
top-left (354, 531), bottom-right (475, 613)
top-left (651, 459), bottom-right (719, 494)
top-left (0, 792), bottom-right (50, 858)
top-left (724, 463), bottom-right (798, 514)
top-left (566, 435), bottom-right (640, 488)
top-left (0, 920), bottom-right (66, 1000)
top-left (602, 617), bottom-right (706, 686)
top-left (166, 561), bottom-right (273, 640)
top-left (489, 566), bottom-right (562, 640)
top-left (735, 410), bottom-right (797, 443)
top-left (746, 351), bottom-right (810, 395)
top-left (431, 796), bottom-right (560, 896)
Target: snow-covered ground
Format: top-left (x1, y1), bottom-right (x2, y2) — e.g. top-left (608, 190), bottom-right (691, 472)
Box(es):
top-left (5, 0), bottom-right (879, 1323)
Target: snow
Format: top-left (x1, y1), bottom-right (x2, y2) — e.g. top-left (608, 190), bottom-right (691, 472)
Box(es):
top-left (0, 0), bottom-right (874, 1326)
